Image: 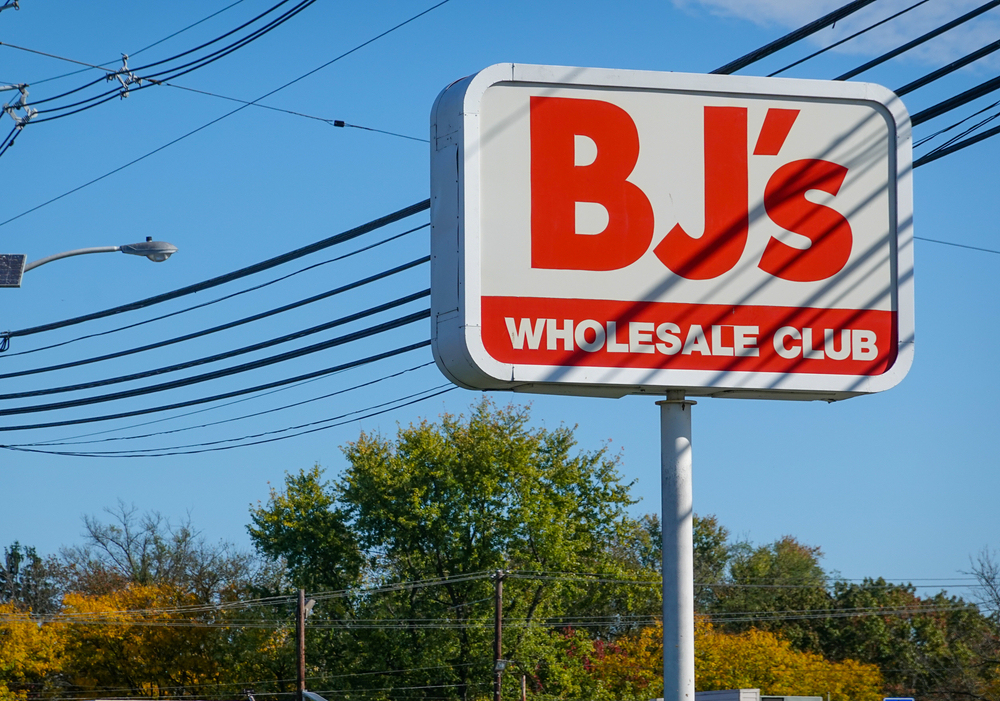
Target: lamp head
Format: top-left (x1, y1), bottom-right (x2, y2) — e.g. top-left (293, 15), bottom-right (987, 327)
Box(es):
top-left (120, 236), bottom-right (178, 263)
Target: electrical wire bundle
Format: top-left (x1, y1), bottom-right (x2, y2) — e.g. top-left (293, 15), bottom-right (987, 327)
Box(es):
top-left (0, 0), bottom-right (437, 162)
top-left (0, 200), bottom-right (453, 457)
top-left (2, 569), bottom-right (977, 629)
top-left (8, 0), bottom-right (319, 123)
top-left (3, 0), bottom-right (1000, 459)
top-left (714, 0), bottom-right (1000, 170)
top-left (3, 0), bottom-right (998, 232)
top-left (716, 0), bottom-right (1000, 252)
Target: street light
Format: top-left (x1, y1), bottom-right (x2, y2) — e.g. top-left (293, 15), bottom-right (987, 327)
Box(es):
top-left (25, 236), bottom-right (178, 270)
top-left (0, 237), bottom-right (178, 288)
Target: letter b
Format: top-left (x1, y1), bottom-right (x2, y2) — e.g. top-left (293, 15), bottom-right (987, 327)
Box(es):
top-left (530, 96), bottom-right (654, 271)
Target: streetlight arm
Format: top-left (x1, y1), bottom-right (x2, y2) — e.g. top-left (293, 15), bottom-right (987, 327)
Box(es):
top-left (23, 246), bottom-right (121, 272)
top-left (22, 239), bottom-right (178, 273)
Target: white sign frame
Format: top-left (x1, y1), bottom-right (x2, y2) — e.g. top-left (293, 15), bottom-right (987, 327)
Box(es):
top-left (430, 63), bottom-right (914, 400)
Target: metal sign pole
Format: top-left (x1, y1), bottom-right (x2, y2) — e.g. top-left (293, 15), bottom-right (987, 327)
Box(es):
top-left (658, 390), bottom-right (696, 701)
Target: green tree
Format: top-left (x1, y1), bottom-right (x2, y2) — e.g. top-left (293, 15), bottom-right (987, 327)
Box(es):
top-left (248, 399), bottom-right (646, 701)
top-left (699, 533), bottom-right (1000, 701)
top-left (247, 465), bottom-right (360, 595)
top-left (588, 512), bottom-right (731, 624)
top-left (692, 514), bottom-right (731, 612)
top-left (818, 579), bottom-right (998, 701)
top-left (710, 535), bottom-right (830, 651)
top-left (343, 399), bottom-right (643, 698)
top-left (1, 542), bottom-right (61, 614)
top-left (246, 465), bottom-right (362, 686)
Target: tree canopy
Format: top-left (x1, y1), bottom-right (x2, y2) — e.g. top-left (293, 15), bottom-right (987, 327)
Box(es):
top-left (247, 399), bottom-right (647, 700)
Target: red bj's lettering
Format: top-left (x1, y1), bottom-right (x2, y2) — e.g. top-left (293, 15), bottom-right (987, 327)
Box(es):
top-left (530, 96), bottom-right (654, 271)
top-left (654, 106), bottom-right (749, 280)
top-left (528, 98), bottom-right (853, 283)
top-left (759, 159), bottom-right (853, 282)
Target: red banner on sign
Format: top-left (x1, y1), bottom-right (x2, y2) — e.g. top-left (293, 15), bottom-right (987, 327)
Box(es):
top-left (481, 296), bottom-right (897, 376)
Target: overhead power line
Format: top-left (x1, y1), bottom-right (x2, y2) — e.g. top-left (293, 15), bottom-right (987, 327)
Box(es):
top-left (2, 602), bottom-right (971, 629)
top-left (895, 38), bottom-right (1000, 97)
top-left (916, 98), bottom-right (1000, 147)
top-left (0, 256), bottom-right (428, 381)
top-left (2, 572), bottom-right (495, 621)
top-left (712, 0), bottom-right (878, 75)
top-left (0, 288), bottom-right (429, 401)
top-left (0, 308), bottom-right (430, 418)
top-left (4, 0), bottom-right (310, 127)
top-left (769, 0), bottom-right (932, 77)
top-left (913, 123), bottom-right (1000, 167)
top-left (15, 362), bottom-right (436, 448)
top-left (704, 605), bottom-right (974, 624)
top-left (22, 663), bottom-right (481, 699)
top-left (1, 38), bottom-right (428, 141)
top-left (23, 665), bottom-right (486, 701)
top-left (0, 339), bottom-right (430, 432)
top-left (161, 82), bottom-right (428, 142)
top-left (24, 384), bottom-right (455, 458)
top-left (0, 0), bottom-right (450, 229)
top-left (5, 563), bottom-right (976, 626)
top-left (504, 571), bottom-right (979, 588)
top-left (0, 124), bottom-right (18, 158)
top-left (128, 0), bottom-right (308, 77)
top-left (138, 0), bottom-right (448, 98)
top-left (1, 199), bottom-right (428, 342)
top-left (26, 0), bottom-right (320, 121)
top-left (113, 0), bottom-right (252, 64)
top-left (0, 40), bottom-right (129, 71)
top-left (21, 356), bottom-right (428, 446)
top-left (23, 0), bottom-right (305, 108)
top-left (835, 0), bottom-right (1000, 80)
top-left (1, 223), bottom-right (428, 360)
top-left (0, 94), bottom-right (253, 217)
top-left (704, 0), bottom-right (1000, 164)
top-left (509, 570), bottom-right (979, 583)
top-left (919, 105), bottom-right (1000, 155)
top-left (913, 236), bottom-right (1000, 254)
top-left (911, 74), bottom-right (1000, 126)
top-left (7, 0), bottom-right (1000, 464)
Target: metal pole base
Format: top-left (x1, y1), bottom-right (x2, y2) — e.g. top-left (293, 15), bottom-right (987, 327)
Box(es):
top-left (658, 390), bottom-right (696, 701)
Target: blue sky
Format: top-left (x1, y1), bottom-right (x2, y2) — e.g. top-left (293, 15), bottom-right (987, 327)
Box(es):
top-left (0, 0), bottom-right (997, 598)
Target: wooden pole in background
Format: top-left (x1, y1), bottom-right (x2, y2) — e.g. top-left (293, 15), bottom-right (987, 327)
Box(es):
top-left (297, 589), bottom-right (306, 701)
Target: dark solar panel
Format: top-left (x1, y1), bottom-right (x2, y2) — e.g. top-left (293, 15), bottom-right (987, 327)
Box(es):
top-left (0, 254), bottom-right (26, 288)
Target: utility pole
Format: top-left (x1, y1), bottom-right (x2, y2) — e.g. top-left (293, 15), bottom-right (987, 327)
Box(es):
top-left (493, 570), bottom-right (505, 701)
top-left (297, 589), bottom-right (306, 701)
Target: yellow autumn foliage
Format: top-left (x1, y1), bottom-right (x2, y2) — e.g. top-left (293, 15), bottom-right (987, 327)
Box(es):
top-left (0, 684), bottom-right (23, 701)
top-left (695, 618), bottom-right (883, 701)
top-left (583, 619), bottom-right (883, 701)
top-left (60, 583), bottom-right (219, 694)
top-left (582, 624), bottom-right (663, 700)
top-left (0, 603), bottom-right (64, 701)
